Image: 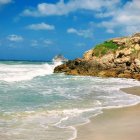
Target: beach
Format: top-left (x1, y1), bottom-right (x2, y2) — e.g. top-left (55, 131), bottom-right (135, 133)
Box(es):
top-left (0, 61), bottom-right (140, 140)
top-left (76, 86), bottom-right (140, 140)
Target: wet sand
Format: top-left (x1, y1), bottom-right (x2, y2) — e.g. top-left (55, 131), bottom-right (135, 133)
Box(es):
top-left (76, 86), bottom-right (140, 140)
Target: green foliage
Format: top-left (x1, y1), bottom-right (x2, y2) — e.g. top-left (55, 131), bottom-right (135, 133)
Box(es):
top-left (93, 40), bottom-right (119, 57)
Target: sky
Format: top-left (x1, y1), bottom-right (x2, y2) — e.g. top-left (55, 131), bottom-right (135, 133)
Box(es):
top-left (0, 0), bottom-right (140, 61)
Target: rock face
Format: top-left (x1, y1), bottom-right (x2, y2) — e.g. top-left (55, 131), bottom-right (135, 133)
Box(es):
top-left (54, 33), bottom-right (140, 80)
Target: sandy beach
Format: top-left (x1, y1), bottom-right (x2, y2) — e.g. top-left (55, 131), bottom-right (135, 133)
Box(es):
top-left (76, 86), bottom-right (140, 140)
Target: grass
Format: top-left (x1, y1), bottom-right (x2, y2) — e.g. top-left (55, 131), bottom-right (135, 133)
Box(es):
top-left (93, 40), bottom-right (119, 57)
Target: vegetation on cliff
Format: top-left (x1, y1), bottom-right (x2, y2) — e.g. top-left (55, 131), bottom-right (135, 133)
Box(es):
top-left (93, 41), bottom-right (119, 57)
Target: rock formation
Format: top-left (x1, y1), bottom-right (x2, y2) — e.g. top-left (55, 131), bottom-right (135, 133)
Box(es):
top-left (54, 33), bottom-right (140, 80)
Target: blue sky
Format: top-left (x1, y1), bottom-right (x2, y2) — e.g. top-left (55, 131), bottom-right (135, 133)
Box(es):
top-left (0, 0), bottom-right (139, 61)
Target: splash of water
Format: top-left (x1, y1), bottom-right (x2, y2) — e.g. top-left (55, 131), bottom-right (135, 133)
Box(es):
top-left (0, 61), bottom-right (62, 82)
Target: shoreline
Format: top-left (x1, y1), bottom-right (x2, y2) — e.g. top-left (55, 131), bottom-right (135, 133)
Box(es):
top-left (75, 86), bottom-right (140, 140)
top-left (121, 86), bottom-right (140, 96)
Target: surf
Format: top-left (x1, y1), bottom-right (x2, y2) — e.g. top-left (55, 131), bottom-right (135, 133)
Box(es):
top-left (0, 61), bottom-right (62, 82)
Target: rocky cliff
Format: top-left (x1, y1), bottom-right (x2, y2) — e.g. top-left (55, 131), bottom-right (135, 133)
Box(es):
top-left (54, 33), bottom-right (140, 80)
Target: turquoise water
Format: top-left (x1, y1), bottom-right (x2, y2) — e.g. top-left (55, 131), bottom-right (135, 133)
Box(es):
top-left (0, 61), bottom-right (140, 140)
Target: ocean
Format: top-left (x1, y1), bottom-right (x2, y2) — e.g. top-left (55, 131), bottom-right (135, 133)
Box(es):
top-left (0, 61), bottom-right (140, 140)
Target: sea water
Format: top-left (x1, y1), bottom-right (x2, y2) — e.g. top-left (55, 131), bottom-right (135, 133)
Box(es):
top-left (0, 61), bottom-right (140, 140)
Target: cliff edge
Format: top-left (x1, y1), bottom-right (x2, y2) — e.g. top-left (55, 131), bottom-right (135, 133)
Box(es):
top-left (54, 33), bottom-right (140, 80)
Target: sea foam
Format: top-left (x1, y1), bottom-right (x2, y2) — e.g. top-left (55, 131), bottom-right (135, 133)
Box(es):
top-left (0, 61), bottom-right (62, 82)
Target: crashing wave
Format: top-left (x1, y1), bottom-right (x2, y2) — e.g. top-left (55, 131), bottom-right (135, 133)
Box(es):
top-left (0, 61), bottom-right (62, 82)
top-left (52, 54), bottom-right (68, 63)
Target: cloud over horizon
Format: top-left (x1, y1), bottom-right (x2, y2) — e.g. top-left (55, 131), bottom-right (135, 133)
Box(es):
top-left (7, 34), bottom-right (24, 42)
top-left (67, 28), bottom-right (94, 38)
top-left (26, 22), bottom-right (55, 31)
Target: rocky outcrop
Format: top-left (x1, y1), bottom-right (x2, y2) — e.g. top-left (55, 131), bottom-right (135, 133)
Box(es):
top-left (54, 33), bottom-right (140, 80)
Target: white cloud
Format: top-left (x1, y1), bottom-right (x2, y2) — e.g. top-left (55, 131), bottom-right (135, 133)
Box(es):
top-left (43, 39), bottom-right (53, 46)
top-left (21, 0), bottom-right (140, 35)
top-left (31, 40), bottom-right (38, 46)
top-left (22, 0), bottom-right (120, 17)
top-left (99, 0), bottom-right (140, 34)
top-left (30, 39), bottom-right (53, 47)
top-left (67, 28), bottom-right (93, 38)
top-left (0, 0), bottom-right (12, 5)
top-left (67, 28), bottom-right (78, 34)
top-left (106, 29), bottom-right (114, 34)
top-left (7, 34), bottom-right (23, 42)
top-left (26, 22), bottom-right (55, 30)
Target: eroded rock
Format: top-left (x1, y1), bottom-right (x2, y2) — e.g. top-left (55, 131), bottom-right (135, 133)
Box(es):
top-left (54, 33), bottom-right (140, 80)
